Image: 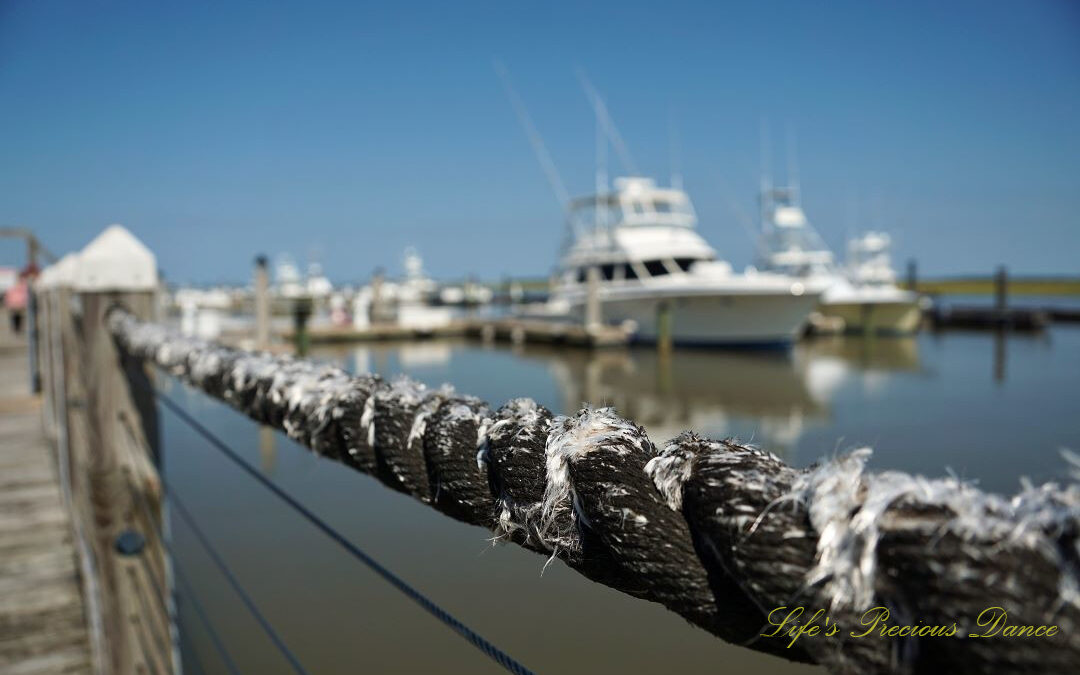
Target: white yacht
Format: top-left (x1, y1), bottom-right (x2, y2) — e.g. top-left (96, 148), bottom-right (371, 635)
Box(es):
top-left (542, 177), bottom-right (825, 347)
top-left (758, 185), bottom-right (920, 335)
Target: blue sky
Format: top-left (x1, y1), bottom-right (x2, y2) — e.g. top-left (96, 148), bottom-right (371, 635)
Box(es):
top-left (2, 1), bottom-right (1077, 283)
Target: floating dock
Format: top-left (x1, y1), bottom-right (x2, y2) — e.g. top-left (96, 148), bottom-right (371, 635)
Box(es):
top-left (926, 305), bottom-right (1050, 331)
top-left (279, 317), bottom-right (632, 348)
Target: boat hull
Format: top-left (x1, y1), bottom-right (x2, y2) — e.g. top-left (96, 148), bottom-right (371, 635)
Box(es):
top-left (819, 299), bottom-right (922, 335)
top-left (570, 291), bottom-right (820, 347)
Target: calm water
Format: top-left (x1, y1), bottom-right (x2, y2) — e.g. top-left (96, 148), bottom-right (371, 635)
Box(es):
top-left (164, 323), bottom-right (1080, 674)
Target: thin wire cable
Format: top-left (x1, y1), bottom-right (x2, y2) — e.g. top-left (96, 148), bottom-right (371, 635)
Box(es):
top-left (173, 563), bottom-right (242, 675)
top-left (125, 479), bottom-right (240, 675)
top-left (169, 488), bottom-right (309, 675)
top-left (120, 408), bottom-right (306, 674)
top-left (179, 626), bottom-right (208, 675)
top-left (157, 389), bottom-right (537, 675)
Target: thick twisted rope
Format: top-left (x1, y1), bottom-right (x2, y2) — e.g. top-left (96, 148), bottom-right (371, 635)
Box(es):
top-left (109, 309), bottom-right (1080, 674)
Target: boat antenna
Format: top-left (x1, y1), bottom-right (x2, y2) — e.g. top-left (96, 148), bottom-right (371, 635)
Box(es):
top-left (786, 122), bottom-right (800, 204)
top-left (669, 108), bottom-right (683, 190)
top-left (494, 60), bottom-right (572, 208)
top-left (719, 176), bottom-right (770, 261)
top-left (576, 68), bottom-right (639, 176)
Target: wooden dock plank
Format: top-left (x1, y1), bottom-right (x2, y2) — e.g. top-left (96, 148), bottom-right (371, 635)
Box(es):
top-left (0, 345), bottom-right (92, 675)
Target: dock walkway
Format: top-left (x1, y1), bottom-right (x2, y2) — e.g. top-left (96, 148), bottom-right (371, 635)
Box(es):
top-left (0, 329), bottom-right (93, 675)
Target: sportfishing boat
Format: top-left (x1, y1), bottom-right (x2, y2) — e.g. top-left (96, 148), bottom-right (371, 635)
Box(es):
top-left (539, 177), bottom-right (825, 347)
top-left (758, 185), bottom-right (920, 335)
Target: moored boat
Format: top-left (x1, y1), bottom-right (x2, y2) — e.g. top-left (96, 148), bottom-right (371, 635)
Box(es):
top-left (544, 177), bottom-right (825, 347)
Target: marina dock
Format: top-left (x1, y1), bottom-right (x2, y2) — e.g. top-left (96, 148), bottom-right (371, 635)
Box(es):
top-left (15, 225), bottom-right (1080, 674)
top-left (0, 326), bottom-right (93, 675)
top-left (277, 317), bottom-right (633, 348)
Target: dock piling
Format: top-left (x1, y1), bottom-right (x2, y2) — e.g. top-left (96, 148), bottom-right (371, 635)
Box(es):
top-left (254, 254), bottom-right (270, 348)
top-left (585, 265), bottom-right (602, 330)
top-left (292, 297), bottom-right (313, 356)
top-left (995, 265), bottom-right (1008, 312)
top-left (657, 301), bottom-right (673, 356)
top-left (67, 225), bottom-right (172, 674)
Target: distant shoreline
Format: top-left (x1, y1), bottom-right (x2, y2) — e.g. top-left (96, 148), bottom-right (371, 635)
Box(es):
top-left (897, 277), bottom-right (1080, 296)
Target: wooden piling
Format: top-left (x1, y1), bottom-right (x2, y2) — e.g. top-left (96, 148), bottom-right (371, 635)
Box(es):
top-left (657, 301), bottom-right (673, 357)
top-left (585, 265), bottom-right (601, 330)
top-left (293, 297), bottom-right (313, 356)
top-left (63, 225), bottom-right (174, 674)
top-left (995, 265), bottom-right (1008, 312)
top-left (254, 254), bottom-right (270, 349)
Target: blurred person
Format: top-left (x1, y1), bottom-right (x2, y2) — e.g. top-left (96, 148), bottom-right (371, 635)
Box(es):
top-left (4, 271), bottom-right (30, 335)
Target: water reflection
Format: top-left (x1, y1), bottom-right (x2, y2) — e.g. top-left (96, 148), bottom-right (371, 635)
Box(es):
top-left (173, 328), bottom-right (1074, 674)
top-left (321, 330), bottom-right (1080, 492)
top-left (258, 425), bottom-right (277, 475)
top-left (332, 336), bottom-right (922, 463)
top-left (795, 335), bottom-right (922, 401)
top-left (532, 337), bottom-right (919, 460)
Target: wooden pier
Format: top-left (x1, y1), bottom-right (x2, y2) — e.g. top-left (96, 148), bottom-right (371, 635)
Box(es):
top-left (0, 325), bottom-right (93, 675)
top-left (277, 316), bottom-right (633, 348)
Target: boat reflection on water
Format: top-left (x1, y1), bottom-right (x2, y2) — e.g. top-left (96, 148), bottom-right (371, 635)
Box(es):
top-left (330, 335), bottom-right (921, 464)
top-left (793, 335), bottom-right (923, 404)
top-left (521, 336), bottom-right (922, 461)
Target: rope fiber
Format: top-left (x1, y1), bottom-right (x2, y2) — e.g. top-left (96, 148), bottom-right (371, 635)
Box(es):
top-left (110, 309), bottom-right (1080, 674)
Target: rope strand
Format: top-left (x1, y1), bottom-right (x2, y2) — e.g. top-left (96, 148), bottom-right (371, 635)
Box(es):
top-left (111, 309), bottom-right (1080, 674)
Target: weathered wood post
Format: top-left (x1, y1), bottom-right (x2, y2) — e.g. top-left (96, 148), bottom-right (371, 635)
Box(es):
top-left (72, 225), bottom-right (172, 674)
top-left (585, 265), bottom-right (601, 331)
top-left (906, 258), bottom-right (917, 292)
top-left (657, 301), bottom-right (673, 357)
top-left (293, 296), bottom-right (313, 356)
top-left (371, 267), bottom-right (386, 324)
top-left (254, 254), bottom-right (271, 349)
top-left (995, 265), bottom-right (1008, 313)
top-left (28, 277), bottom-right (42, 393)
top-left (42, 252), bottom-right (111, 675)
top-left (35, 269), bottom-right (57, 439)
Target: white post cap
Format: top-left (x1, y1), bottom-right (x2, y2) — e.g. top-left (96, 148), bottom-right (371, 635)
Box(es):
top-left (37, 264), bottom-right (55, 289)
top-left (51, 253), bottom-right (81, 289)
top-left (74, 225), bottom-right (157, 292)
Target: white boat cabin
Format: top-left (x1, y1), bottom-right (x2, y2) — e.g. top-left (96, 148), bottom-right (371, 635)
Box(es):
top-left (558, 177), bottom-right (728, 287)
top-left (758, 186), bottom-right (836, 278)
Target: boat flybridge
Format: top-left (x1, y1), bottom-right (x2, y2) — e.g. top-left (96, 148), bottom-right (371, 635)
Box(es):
top-left (758, 186), bottom-right (921, 334)
top-left (546, 176), bottom-right (826, 347)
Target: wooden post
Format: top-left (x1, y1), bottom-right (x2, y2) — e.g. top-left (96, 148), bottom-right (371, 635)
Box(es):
top-left (72, 225), bottom-right (172, 674)
top-left (371, 268), bottom-right (386, 324)
top-left (585, 265), bottom-right (601, 330)
top-left (906, 259), bottom-right (917, 292)
top-left (254, 254), bottom-right (270, 349)
top-left (293, 296), bottom-right (313, 356)
top-left (657, 301), bottom-right (673, 357)
top-left (995, 265), bottom-right (1008, 312)
top-left (27, 281), bottom-right (42, 393)
top-left (51, 268), bottom-right (110, 675)
top-left (35, 282), bottom-right (56, 438)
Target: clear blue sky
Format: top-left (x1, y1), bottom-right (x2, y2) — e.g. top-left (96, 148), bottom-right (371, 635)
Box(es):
top-left (2, 0), bottom-right (1077, 283)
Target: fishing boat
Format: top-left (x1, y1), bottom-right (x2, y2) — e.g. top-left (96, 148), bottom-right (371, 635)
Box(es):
top-left (758, 184), bottom-right (920, 335)
top-left (541, 177), bottom-right (825, 347)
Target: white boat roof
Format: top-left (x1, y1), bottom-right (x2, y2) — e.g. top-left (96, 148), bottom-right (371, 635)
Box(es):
top-left (773, 206), bottom-right (807, 227)
top-left (562, 176), bottom-right (716, 265)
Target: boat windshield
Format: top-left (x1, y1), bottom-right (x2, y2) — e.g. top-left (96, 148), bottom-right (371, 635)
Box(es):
top-left (570, 194), bottom-right (694, 230)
